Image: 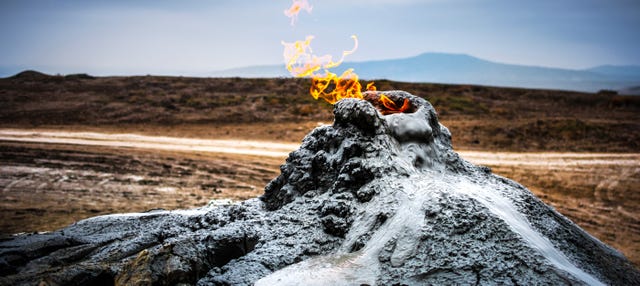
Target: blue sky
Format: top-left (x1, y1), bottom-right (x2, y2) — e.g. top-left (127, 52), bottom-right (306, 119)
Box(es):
top-left (1, 0), bottom-right (639, 76)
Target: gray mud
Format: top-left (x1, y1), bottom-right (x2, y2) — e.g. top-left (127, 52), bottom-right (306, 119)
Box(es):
top-left (1, 91), bottom-right (638, 285)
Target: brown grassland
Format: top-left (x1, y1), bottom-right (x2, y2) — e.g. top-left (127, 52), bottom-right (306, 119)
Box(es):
top-left (0, 70), bottom-right (639, 267)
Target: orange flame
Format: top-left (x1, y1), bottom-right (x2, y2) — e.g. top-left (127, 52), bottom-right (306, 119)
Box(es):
top-left (366, 82), bottom-right (376, 91)
top-left (379, 95), bottom-right (411, 115)
top-left (284, 0), bottom-right (312, 26)
top-left (282, 35), bottom-right (358, 77)
top-left (310, 69), bottom-right (362, 104)
top-left (282, 35), bottom-right (368, 102)
top-left (281, 2), bottom-right (412, 115)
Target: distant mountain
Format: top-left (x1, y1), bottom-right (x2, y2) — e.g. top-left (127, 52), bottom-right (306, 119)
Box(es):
top-left (585, 65), bottom-right (640, 78)
top-left (211, 53), bottom-right (640, 94)
top-left (618, 86), bottom-right (640, 96)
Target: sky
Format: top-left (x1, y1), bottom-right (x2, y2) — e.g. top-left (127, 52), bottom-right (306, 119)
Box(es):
top-left (1, 0), bottom-right (639, 76)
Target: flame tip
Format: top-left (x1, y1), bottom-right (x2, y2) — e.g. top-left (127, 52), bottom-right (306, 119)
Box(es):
top-left (283, 1), bottom-right (416, 115)
top-left (284, 0), bottom-right (313, 26)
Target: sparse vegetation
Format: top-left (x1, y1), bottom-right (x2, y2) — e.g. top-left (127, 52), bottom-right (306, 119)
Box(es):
top-left (1, 71), bottom-right (638, 151)
top-left (0, 71), bottom-right (638, 267)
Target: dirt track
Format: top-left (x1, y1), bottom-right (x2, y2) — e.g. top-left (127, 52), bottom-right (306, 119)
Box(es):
top-left (3, 128), bottom-right (638, 165)
top-left (0, 129), bottom-right (299, 158)
top-left (1, 129), bottom-right (638, 267)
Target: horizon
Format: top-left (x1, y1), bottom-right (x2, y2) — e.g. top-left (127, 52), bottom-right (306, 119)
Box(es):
top-left (5, 51), bottom-right (640, 79)
top-left (6, 52), bottom-right (640, 78)
top-left (1, 0), bottom-right (639, 77)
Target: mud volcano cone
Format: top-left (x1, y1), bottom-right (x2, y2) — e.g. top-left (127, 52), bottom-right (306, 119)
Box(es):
top-left (1, 91), bottom-right (639, 285)
top-left (258, 91), bottom-right (639, 285)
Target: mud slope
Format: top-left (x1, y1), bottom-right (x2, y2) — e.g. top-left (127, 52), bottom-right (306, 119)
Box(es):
top-left (1, 92), bottom-right (638, 285)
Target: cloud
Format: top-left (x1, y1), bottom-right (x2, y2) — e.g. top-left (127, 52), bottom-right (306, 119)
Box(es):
top-left (325, 0), bottom-right (444, 3)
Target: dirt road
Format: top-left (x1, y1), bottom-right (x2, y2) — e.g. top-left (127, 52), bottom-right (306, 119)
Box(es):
top-left (2, 128), bottom-right (638, 166)
top-left (1, 128), bottom-right (638, 266)
top-left (0, 129), bottom-right (299, 158)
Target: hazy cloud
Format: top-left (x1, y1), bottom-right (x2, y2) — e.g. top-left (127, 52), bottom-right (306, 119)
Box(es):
top-left (0, 0), bottom-right (638, 76)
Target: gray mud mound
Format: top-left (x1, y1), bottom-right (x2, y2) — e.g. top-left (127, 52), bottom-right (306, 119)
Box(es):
top-left (1, 91), bottom-right (639, 285)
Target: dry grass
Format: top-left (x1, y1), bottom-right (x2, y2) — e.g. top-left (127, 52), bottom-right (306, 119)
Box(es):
top-left (0, 71), bottom-right (639, 267)
top-left (1, 71), bottom-right (639, 152)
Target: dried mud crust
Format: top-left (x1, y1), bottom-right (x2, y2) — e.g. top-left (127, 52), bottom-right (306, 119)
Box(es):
top-left (0, 141), bottom-right (281, 234)
top-left (0, 138), bottom-right (638, 268)
top-left (488, 157), bottom-right (640, 268)
top-left (1, 91), bottom-right (639, 285)
top-left (1, 75), bottom-right (639, 152)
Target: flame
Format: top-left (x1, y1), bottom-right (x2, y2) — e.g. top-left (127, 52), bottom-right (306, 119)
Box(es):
top-left (282, 35), bottom-right (358, 77)
top-left (284, 0), bottom-right (312, 26)
top-left (379, 95), bottom-right (411, 115)
top-left (283, 35), bottom-right (367, 102)
top-left (310, 69), bottom-right (362, 104)
top-left (366, 82), bottom-right (376, 91)
top-left (281, 1), bottom-right (413, 115)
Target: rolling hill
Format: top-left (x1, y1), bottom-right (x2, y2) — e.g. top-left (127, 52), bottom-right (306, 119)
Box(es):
top-left (211, 53), bottom-right (640, 94)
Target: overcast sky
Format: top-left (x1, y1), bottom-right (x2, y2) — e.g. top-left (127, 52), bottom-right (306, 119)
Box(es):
top-left (1, 0), bottom-right (639, 76)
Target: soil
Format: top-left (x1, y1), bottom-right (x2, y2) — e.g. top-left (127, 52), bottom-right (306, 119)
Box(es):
top-left (464, 151), bottom-right (640, 267)
top-left (1, 73), bottom-right (639, 152)
top-left (0, 130), bottom-right (638, 267)
top-left (0, 73), bottom-right (638, 267)
top-left (0, 139), bottom-right (283, 234)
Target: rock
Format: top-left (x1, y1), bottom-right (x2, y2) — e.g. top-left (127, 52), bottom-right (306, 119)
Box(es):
top-left (1, 91), bottom-right (639, 285)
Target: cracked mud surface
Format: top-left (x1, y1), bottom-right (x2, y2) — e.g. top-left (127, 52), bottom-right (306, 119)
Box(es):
top-left (0, 130), bottom-right (638, 268)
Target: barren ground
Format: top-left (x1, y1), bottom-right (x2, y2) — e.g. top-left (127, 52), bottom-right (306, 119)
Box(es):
top-left (0, 129), bottom-right (638, 267)
top-left (1, 74), bottom-right (638, 267)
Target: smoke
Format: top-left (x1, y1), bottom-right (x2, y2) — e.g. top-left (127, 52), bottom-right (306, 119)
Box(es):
top-left (284, 0), bottom-right (312, 26)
